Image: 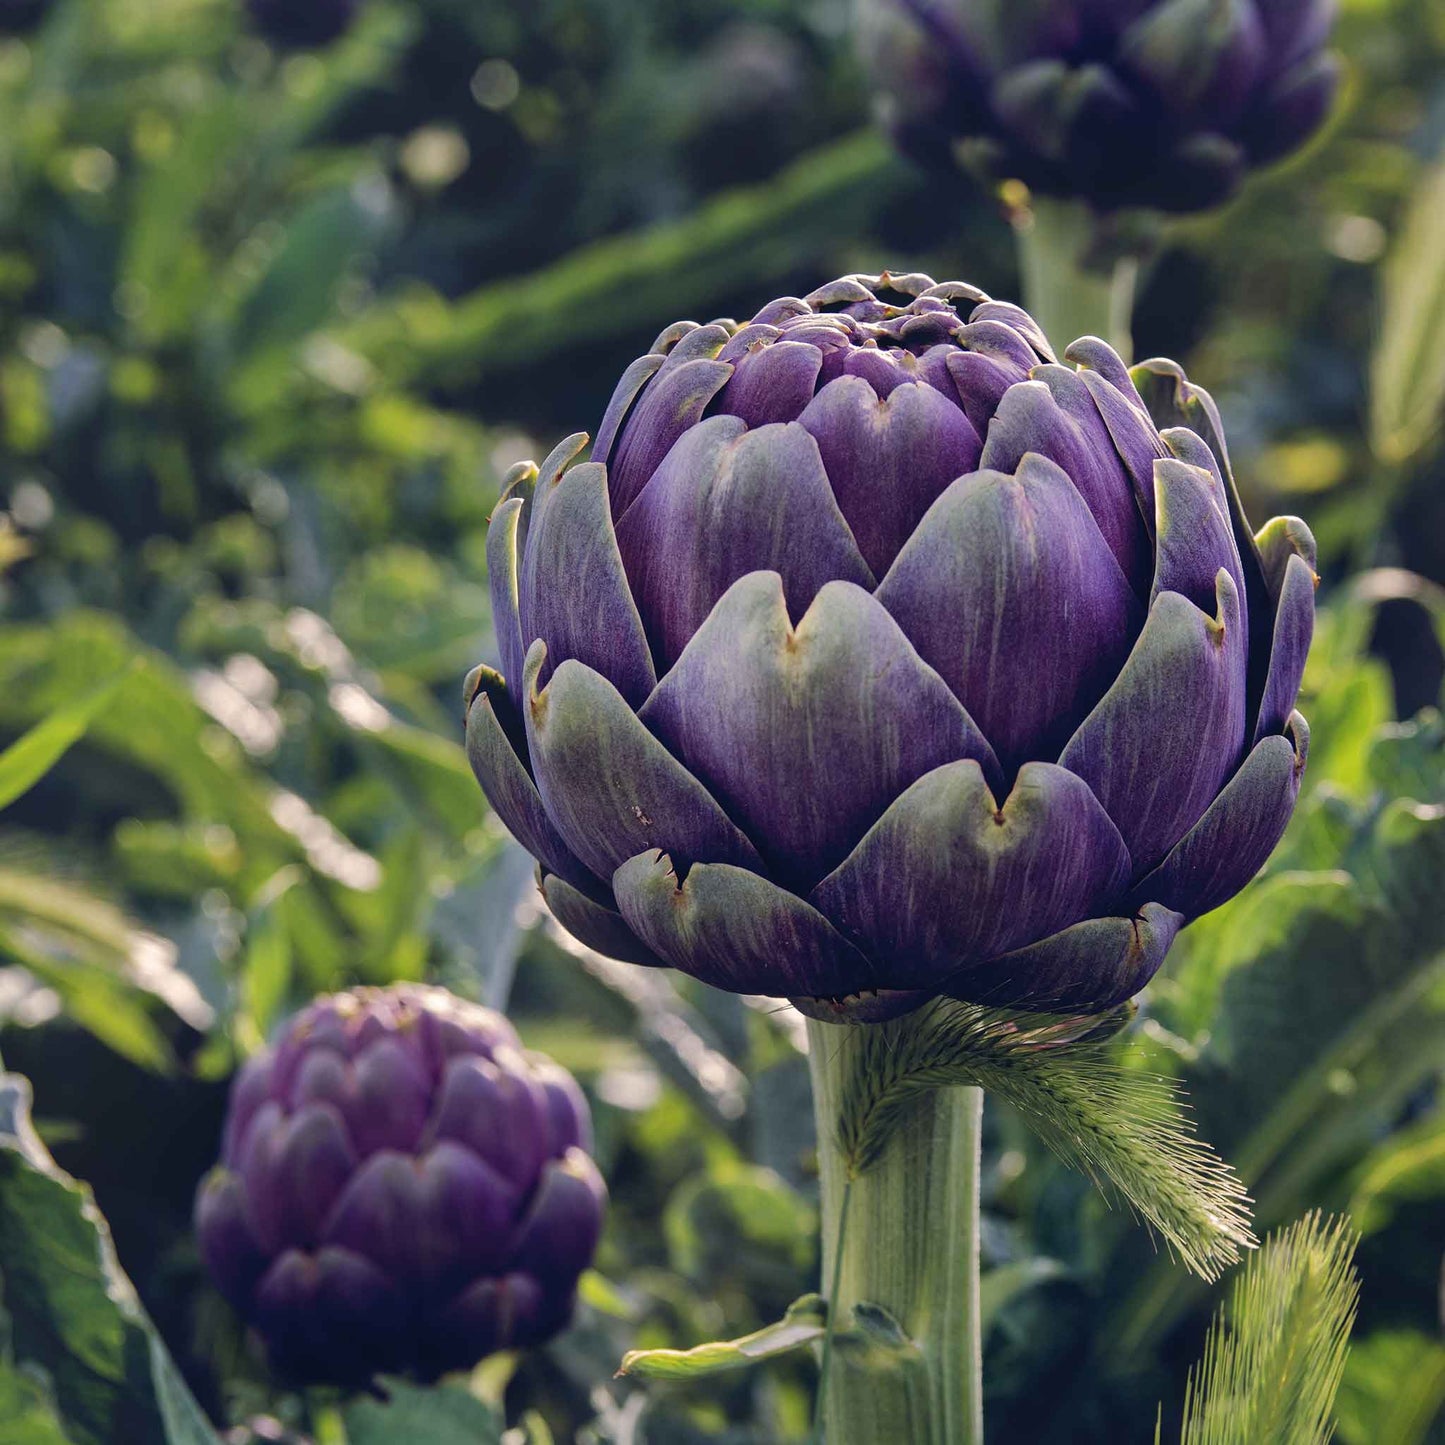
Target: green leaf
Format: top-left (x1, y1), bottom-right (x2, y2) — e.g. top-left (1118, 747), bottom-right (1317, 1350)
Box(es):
top-left (341, 130), bottom-right (900, 390)
top-left (1175, 1214), bottom-right (1359, 1445)
top-left (1347, 1111), bottom-right (1445, 1235)
top-left (1371, 157), bottom-right (1445, 464)
top-left (619, 1293), bottom-right (827, 1381)
top-left (0, 1072), bottom-right (222, 1445)
top-left (835, 1001), bottom-right (1254, 1281)
top-left (0, 665), bottom-right (136, 812)
top-left (1335, 1331), bottom-right (1445, 1445)
top-left (0, 1360), bottom-right (75, 1444)
top-left (342, 1379), bottom-right (503, 1445)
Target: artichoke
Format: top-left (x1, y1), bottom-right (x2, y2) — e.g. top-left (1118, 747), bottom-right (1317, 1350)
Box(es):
top-left (245, 0), bottom-right (359, 49)
top-left (466, 272), bottom-right (1315, 1022)
top-left (859, 0), bottom-right (1341, 213)
top-left (195, 985), bottom-right (606, 1383)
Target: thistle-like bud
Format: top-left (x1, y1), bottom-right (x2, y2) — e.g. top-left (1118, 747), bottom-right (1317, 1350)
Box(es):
top-left (195, 985), bottom-right (607, 1383)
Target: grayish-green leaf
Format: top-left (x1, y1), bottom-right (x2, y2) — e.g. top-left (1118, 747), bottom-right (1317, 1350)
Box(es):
top-left (619, 1294), bottom-right (827, 1381)
top-left (343, 1378), bottom-right (503, 1445)
top-left (0, 1073), bottom-right (222, 1445)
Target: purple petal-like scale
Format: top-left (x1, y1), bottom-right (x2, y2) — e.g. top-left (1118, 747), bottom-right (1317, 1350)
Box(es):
top-left (487, 496), bottom-right (527, 709)
top-left (195, 1170), bottom-right (267, 1306)
top-left (944, 901), bottom-right (1185, 1012)
top-left (524, 644), bottom-right (764, 881)
top-left (812, 760), bottom-right (1132, 988)
top-left (1134, 712), bottom-right (1308, 918)
top-left (1253, 553), bottom-right (1316, 743)
top-left (612, 850), bottom-right (875, 997)
top-left (430, 1054), bottom-right (548, 1196)
top-left (1151, 456), bottom-right (1245, 611)
top-left (986, 367), bottom-right (1155, 591)
top-left (519, 461), bottom-right (655, 709)
top-left (615, 418), bottom-right (875, 673)
top-left (509, 1151), bottom-right (607, 1293)
top-left (538, 869), bottom-right (670, 969)
top-left (640, 573), bottom-right (1000, 890)
top-left (252, 1246), bottom-right (405, 1383)
top-left (322, 1144), bottom-right (518, 1288)
top-left (798, 376), bottom-right (982, 577)
top-left (607, 357), bottom-right (733, 517)
top-left (241, 1102), bottom-right (356, 1254)
top-left (1059, 574), bottom-right (1247, 873)
top-left (878, 456), bottom-right (1142, 768)
top-left (532, 1061), bottom-right (596, 1156)
top-left (465, 676), bottom-right (601, 898)
top-left (712, 339), bottom-right (823, 426)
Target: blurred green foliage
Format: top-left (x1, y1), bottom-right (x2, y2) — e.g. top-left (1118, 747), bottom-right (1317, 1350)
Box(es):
top-left (0, 0), bottom-right (1441, 1440)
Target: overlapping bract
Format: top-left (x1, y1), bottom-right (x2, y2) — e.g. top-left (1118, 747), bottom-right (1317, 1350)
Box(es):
top-left (859, 0), bottom-right (1340, 213)
top-left (195, 985), bottom-right (606, 1383)
top-left (467, 272), bottom-right (1315, 1021)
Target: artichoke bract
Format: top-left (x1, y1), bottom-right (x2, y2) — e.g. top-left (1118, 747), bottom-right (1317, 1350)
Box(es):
top-left (860, 0), bottom-right (1340, 213)
top-left (467, 272), bottom-right (1315, 1022)
top-left (195, 985), bottom-right (606, 1383)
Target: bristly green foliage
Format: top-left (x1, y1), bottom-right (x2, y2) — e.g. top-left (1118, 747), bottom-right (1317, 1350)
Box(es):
top-left (1173, 1214), bottom-right (1359, 1445)
top-left (835, 1000), bottom-right (1255, 1281)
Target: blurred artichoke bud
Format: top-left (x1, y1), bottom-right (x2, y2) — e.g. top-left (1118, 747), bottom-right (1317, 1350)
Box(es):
top-left (859, 0), bottom-right (1341, 213)
top-left (195, 984), bottom-right (606, 1384)
top-left (245, 0), bottom-right (359, 49)
top-left (466, 273), bottom-right (1316, 1022)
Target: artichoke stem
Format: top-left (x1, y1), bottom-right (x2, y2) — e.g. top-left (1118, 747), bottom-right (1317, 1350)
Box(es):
top-left (807, 1017), bottom-right (984, 1445)
top-left (1015, 194), bottom-right (1138, 360)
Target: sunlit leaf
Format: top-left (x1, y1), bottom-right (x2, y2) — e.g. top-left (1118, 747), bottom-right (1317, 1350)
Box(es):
top-left (0, 664), bottom-right (136, 812)
top-left (619, 1293), bottom-right (827, 1380)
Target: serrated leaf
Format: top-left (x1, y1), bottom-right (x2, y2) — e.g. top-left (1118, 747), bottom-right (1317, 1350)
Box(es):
top-left (342, 1378), bottom-right (503, 1445)
top-left (618, 1293), bottom-right (827, 1381)
top-left (1175, 1214), bottom-right (1358, 1445)
top-left (835, 1001), bottom-right (1254, 1281)
top-left (0, 1073), bottom-right (222, 1445)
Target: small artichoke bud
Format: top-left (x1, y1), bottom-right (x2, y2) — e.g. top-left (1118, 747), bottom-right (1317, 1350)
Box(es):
top-left (858, 0), bottom-right (1341, 213)
top-left (466, 273), bottom-right (1315, 1021)
top-left (244, 0), bottom-right (360, 49)
top-left (195, 984), bottom-right (607, 1384)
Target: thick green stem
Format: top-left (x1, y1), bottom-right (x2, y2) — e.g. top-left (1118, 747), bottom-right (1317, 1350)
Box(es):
top-left (1015, 195), bottom-right (1137, 359)
top-left (807, 1017), bottom-right (984, 1445)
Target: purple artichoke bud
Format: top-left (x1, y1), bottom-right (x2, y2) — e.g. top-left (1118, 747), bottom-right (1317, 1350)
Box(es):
top-left (195, 984), bottom-right (606, 1384)
top-left (244, 0), bottom-right (359, 49)
top-left (859, 0), bottom-right (1341, 213)
top-left (466, 274), bottom-right (1316, 1023)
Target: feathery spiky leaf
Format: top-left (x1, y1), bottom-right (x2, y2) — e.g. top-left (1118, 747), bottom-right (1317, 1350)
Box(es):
top-left (1177, 1213), bottom-right (1359, 1445)
top-left (834, 999), bottom-right (1254, 1280)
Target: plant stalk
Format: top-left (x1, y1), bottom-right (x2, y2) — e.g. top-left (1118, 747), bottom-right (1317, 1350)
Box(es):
top-left (1015, 194), bottom-right (1138, 359)
top-left (806, 1017), bottom-right (984, 1445)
